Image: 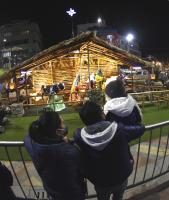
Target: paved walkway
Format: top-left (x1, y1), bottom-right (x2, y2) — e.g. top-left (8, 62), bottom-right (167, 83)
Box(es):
top-left (137, 187), bottom-right (169, 200)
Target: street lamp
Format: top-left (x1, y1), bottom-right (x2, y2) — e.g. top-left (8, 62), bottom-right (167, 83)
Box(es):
top-left (126, 33), bottom-right (134, 42)
top-left (126, 33), bottom-right (134, 52)
top-left (66, 8), bottom-right (76, 38)
top-left (4, 38), bottom-right (12, 69)
top-left (97, 17), bottom-right (102, 24)
top-left (126, 33), bottom-right (134, 90)
top-left (1, 38), bottom-right (9, 69)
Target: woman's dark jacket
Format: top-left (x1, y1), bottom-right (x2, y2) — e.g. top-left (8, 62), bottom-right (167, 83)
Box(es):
top-left (74, 121), bottom-right (145, 187)
top-left (24, 135), bottom-right (85, 200)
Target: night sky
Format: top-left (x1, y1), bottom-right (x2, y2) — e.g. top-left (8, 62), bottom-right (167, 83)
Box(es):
top-left (0, 0), bottom-right (169, 59)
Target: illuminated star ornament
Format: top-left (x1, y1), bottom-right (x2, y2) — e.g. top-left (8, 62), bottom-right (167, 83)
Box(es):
top-left (66, 8), bottom-right (76, 17)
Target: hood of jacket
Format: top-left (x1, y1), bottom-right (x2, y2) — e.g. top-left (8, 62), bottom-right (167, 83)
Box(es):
top-left (104, 94), bottom-right (142, 118)
top-left (81, 121), bottom-right (117, 151)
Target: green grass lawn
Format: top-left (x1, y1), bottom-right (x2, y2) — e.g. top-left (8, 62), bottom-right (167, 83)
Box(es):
top-left (142, 105), bottom-right (169, 125)
top-left (0, 104), bottom-right (169, 160)
top-left (0, 112), bottom-right (84, 141)
top-left (0, 68), bottom-right (5, 77)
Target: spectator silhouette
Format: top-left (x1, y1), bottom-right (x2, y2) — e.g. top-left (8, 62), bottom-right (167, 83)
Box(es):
top-left (104, 79), bottom-right (142, 125)
top-left (104, 79), bottom-right (143, 175)
top-left (74, 101), bottom-right (145, 200)
top-left (24, 111), bottom-right (86, 200)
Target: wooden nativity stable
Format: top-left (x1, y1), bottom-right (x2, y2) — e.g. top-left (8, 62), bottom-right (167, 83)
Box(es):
top-left (0, 31), bottom-right (152, 105)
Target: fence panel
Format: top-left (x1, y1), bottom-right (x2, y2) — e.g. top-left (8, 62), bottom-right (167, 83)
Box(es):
top-left (0, 121), bottom-right (169, 199)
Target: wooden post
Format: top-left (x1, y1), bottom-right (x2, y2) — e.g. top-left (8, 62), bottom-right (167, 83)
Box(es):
top-left (50, 61), bottom-right (54, 84)
top-left (98, 58), bottom-right (100, 70)
top-left (131, 66), bottom-right (134, 92)
top-left (79, 54), bottom-right (82, 80)
top-left (13, 72), bottom-right (19, 103)
top-left (117, 64), bottom-right (120, 76)
top-left (25, 72), bottom-right (29, 104)
top-left (87, 46), bottom-right (91, 89)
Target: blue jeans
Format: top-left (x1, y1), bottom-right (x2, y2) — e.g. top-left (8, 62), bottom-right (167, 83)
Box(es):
top-left (95, 179), bottom-right (128, 200)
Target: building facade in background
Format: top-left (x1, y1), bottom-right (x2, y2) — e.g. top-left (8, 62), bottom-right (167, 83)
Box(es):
top-left (0, 20), bottom-right (42, 70)
top-left (77, 21), bottom-right (141, 56)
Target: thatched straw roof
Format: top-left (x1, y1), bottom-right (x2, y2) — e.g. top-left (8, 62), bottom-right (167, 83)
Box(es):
top-left (0, 31), bottom-right (152, 83)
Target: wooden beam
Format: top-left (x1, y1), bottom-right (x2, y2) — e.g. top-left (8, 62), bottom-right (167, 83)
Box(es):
top-left (87, 45), bottom-right (91, 89)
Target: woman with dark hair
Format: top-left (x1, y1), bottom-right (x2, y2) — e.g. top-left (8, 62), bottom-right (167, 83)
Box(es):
top-left (24, 111), bottom-right (85, 200)
top-left (104, 79), bottom-right (142, 125)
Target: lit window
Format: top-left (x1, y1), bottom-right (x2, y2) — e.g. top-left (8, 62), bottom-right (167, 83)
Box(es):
top-left (4, 32), bottom-right (12, 37)
top-left (3, 51), bottom-right (11, 57)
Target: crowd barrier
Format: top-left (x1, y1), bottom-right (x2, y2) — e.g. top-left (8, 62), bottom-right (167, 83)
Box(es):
top-left (0, 120), bottom-right (169, 199)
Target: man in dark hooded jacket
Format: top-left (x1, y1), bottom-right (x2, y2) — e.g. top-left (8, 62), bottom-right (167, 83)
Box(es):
top-left (74, 101), bottom-right (145, 200)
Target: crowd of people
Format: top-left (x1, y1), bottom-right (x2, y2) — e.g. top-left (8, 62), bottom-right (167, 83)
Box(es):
top-left (1, 79), bottom-right (145, 200)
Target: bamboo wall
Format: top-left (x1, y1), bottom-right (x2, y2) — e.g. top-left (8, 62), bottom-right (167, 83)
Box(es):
top-left (52, 59), bottom-right (76, 91)
top-left (76, 53), bottom-right (119, 84)
top-left (31, 51), bottom-right (120, 94)
top-left (32, 63), bottom-right (53, 91)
